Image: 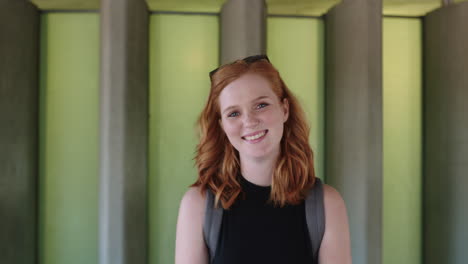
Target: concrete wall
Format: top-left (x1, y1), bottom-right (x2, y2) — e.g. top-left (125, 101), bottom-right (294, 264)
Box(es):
top-left (0, 1), bottom-right (39, 263)
top-left (424, 3), bottom-right (468, 264)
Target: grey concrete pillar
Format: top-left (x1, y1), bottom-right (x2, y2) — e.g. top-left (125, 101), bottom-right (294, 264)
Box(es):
top-left (424, 3), bottom-right (468, 264)
top-left (220, 0), bottom-right (266, 64)
top-left (99, 0), bottom-right (149, 263)
top-left (325, 0), bottom-right (383, 263)
top-left (0, 0), bottom-right (39, 263)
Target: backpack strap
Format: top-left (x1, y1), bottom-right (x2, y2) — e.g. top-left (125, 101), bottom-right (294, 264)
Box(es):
top-left (305, 177), bottom-right (326, 262)
top-left (203, 189), bottom-right (223, 263)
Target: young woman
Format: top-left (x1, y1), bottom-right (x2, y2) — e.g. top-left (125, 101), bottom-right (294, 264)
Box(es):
top-left (175, 55), bottom-right (351, 264)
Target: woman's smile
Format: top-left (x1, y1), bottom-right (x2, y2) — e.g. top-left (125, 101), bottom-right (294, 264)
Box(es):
top-left (242, 129), bottom-right (269, 143)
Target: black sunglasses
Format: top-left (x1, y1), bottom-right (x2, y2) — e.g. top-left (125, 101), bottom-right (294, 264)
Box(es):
top-left (209, 54), bottom-right (270, 79)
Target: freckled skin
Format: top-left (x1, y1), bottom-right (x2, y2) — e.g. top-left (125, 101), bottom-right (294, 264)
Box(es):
top-left (218, 73), bottom-right (288, 161)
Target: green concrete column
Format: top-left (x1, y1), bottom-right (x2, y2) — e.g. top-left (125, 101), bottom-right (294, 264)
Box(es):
top-left (0, 0), bottom-right (39, 263)
top-left (99, 0), bottom-right (149, 263)
top-left (325, 0), bottom-right (383, 263)
top-left (220, 0), bottom-right (266, 64)
top-left (424, 3), bottom-right (468, 264)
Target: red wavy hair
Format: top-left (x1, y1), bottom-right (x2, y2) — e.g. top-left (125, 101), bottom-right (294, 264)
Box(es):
top-left (192, 58), bottom-right (316, 209)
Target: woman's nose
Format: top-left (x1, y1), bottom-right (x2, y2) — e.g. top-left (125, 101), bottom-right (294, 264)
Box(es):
top-left (243, 112), bottom-right (260, 127)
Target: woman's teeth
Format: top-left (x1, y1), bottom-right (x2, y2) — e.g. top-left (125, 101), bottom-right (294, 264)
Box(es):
top-left (244, 131), bottom-right (266, 141)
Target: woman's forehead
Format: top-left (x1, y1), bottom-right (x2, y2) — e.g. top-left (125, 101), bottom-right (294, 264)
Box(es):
top-left (219, 74), bottom-right (275, 101)
top-left (218, 75), bottom-right (278, 110)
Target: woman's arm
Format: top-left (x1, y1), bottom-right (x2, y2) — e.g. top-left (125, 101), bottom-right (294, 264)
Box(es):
top-left (318, 184), bottom-right (352, 264)
top-left (175, 187), bottom-right (209, 264)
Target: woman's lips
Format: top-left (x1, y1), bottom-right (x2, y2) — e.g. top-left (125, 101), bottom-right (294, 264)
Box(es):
top-left (242, 130), bottom-right (268, 142)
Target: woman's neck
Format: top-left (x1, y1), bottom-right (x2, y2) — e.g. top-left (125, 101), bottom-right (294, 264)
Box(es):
top-left (239, 153), bottom-right (278, 187)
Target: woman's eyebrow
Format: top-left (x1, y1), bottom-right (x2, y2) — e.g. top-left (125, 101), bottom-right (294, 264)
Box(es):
top-left (251, 95), bottom-right (270, 102)
top-left (222, 105), bottom-right (237, 115)
top-left (222, 96), bottom-right (271, 115)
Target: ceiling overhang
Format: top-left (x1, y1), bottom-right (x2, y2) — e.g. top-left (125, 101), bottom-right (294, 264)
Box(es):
top-left (30, 0), bottom-right (341, 16)
top-left (28, 0), bottom-right (468, 17)
top-left (383, 0), bottom-right (468, 17)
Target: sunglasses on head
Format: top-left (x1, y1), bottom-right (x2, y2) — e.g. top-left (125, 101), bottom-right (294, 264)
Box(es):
top-left (209, 54), bottom-right (270, 79)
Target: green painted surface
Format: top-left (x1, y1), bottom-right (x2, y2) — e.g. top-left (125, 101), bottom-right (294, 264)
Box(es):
top-left (383, 18), bottom-right (422, 264)
top-left (148, 14), bottom-right (219, 264)
top-left (267, 17), bottom-right (325, 181)
top-left (39, 13), bottom-right (99, 264)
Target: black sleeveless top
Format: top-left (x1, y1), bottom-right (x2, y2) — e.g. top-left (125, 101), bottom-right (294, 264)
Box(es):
top-left (212, 175), bottom-right (315, 264)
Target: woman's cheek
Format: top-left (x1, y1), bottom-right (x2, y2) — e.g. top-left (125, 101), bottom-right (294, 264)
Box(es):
top-left (224, 121), bottom-right (240, 139)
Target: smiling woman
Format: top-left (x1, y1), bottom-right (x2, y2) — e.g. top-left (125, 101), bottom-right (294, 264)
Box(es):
top-left (218, 74), bottom-right (289, 169)
top-left (175, 55), bottom-right (351, 264)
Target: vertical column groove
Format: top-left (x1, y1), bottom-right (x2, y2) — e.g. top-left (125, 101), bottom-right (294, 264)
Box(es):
top-left (220, 0), bottom-right (266, 64)
top-left (99, 0), bottom-right (149, 263)
top-left (325, 0), bottom-right (383, 263)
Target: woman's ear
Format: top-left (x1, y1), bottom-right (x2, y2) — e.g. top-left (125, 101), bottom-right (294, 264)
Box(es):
top-left (282, 98), bottom-right (289, 123)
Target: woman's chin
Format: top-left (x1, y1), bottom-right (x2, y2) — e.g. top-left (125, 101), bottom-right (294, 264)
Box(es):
top-left (239, 147), bottom-right (278, 161)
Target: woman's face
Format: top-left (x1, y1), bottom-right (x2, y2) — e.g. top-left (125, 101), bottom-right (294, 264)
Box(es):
top-left (218, 73), bottom-right (289, 160)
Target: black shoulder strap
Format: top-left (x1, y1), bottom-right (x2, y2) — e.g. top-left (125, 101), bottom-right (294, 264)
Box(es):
top-left (203, 189), bottom-right (223, 263)
top-left (305, 177), bottom-right (326, 262)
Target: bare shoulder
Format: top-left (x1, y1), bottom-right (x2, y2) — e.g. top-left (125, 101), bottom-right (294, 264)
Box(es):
top-left (178, 186), bottom-right (207, 229)
top-left (322, 184), bottom-right (347, 211)
top-left (319, 184), bottom-right (352, 264)
top-left (180, 186), bottom-right (206, 211)
top-left (175, 186), bottom-right (208, 264)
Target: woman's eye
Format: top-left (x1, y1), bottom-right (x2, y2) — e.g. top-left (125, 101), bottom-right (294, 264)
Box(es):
top-left (228, 112), bottom-right (239, 118)
top-left (256, 103), bottom-right (269, 109)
